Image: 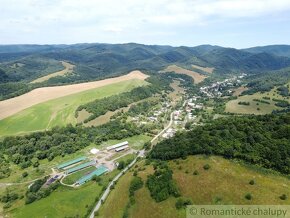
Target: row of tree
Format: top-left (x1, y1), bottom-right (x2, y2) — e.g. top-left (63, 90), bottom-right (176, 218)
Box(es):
top-left (150, 113), bottom-right (290, 174)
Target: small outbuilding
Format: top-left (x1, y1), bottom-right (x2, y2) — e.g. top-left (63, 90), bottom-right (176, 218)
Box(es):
top-left (90, 148), bottom-right (100, 155)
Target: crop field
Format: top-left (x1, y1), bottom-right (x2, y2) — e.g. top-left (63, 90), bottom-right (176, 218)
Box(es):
top-left (102, 155), bottom-right (290, 218)
top-left (0, 70), bottom-right (148, 121)
top-left (225, 85), bottom-right (290, 114)
top-left (30, 61), bottom-right (74, 83)
top-left (0, 79), bottom-right (148, 137)
top-left (191, 64), bottom-right (215, 74)
top-left (162, 65), bottom-right (207, 84)
top-left (232, 86), bottom-right (248, 96)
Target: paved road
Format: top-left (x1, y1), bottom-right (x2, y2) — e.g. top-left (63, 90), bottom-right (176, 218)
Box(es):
top-left (89, 111), bottom-right (174, 217)
top-left (89, 156), bottom-right (139, 218)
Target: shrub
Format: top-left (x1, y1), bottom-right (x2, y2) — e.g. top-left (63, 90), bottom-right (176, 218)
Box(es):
top-left (249, 180), bottom-right (255, 185)
top-left (175, 198), bottom-right (193, 209)
top-left (245, 193), bottom-right (252, 200)
top-left (22, 172), bottom-right (28, 178)
top-left (280, 194), bottom-right (287, 200)
top-left (203, 164), bottom-right (210, 170)
top-left (193, 170), bottom-right (199, 175)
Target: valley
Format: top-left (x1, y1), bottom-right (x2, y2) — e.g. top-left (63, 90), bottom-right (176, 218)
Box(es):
top-left (0, 43), bottom-right (289, 218)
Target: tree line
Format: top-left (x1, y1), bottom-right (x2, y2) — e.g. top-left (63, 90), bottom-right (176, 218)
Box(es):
top-left (149, 113), bottom-right (290, 174)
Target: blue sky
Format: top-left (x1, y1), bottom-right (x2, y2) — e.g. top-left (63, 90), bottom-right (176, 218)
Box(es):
top-left (0, 0), bottom-right (290, 48)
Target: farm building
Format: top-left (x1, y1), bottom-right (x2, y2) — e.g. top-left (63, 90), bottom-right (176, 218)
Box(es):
top-left (65, 161), bottom-right (95, 175)
top-left (90, 148), bottom-right (100, 154)
top-left (76, 165), bottom-right (109, 185)
top-left (106, 141), bottom-right (129, 151)
top-left (115, 145), bottom-right (129, 152)
top-left (57, 156), bottom-right (87, 170)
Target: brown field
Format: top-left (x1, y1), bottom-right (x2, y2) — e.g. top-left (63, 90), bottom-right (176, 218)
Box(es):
top-left (163, 65), bottom-right (207, 84)
top-left (232, 86), bottom-right (248, 96)
top-left (0, 71), bottom-right (148, 120)
top-left (31, 61), bottom-right (74, 83)
top-left (192, 64), bottom-right (215, 74)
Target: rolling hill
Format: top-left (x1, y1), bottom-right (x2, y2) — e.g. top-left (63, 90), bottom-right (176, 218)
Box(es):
top-left (1, 43), bottom-right (290, 100)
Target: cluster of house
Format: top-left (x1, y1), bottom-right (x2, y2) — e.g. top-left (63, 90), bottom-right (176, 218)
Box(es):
top-left (200, 74), bottom-right (245, 98)
top-left (185, 96), bottom-right (202, 121)
top-left (148, 105), bottom-right (169, 122)
top-left (162, 128), bottom-right (176, 139)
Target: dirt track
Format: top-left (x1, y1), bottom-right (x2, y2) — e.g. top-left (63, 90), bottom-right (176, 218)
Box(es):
top-left (0, 71), bottom-right (148, 120)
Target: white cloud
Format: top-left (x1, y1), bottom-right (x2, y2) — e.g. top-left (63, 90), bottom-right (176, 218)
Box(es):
top-left (0, 0), bottom-right (290, 45)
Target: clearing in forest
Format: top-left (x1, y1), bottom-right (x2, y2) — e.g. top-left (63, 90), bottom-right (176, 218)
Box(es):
top-left (162, 65), bottom-right (207, 84)
top-left (30, 61), bottom-right (75, 83)
top-left (191, 64), bottom-right (215, 74)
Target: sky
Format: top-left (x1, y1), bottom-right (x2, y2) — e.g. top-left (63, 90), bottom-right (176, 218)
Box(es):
top-left (0, 0), bottom-right (290, 48)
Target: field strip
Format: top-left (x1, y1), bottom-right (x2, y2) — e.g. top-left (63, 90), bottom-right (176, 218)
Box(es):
top-left (162, 65), bottom-right (207, 84)
top-left (191, 64), bottom-right (215, 74)
top-left (30, 61), bottom-right (75, 83)
top-left (0, 71), bottom-right (148, 120)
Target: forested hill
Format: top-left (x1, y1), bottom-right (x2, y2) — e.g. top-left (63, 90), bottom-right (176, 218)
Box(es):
top-left (149, 113), bottom-right (290, 174)
top-left (1, 43), bottom-right (290, 100)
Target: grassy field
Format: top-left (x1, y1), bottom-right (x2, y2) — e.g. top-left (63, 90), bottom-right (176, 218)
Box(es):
top-left (0, 79), bottom-right (147, 137)
top-left (99, 155), bottom-right (290, 218)
top-left (10, 169), bottom-right (120, 218)
top-left (191, 64), bottom-right (214, 74)
top-left (225, 85), bottom-right (290, 114)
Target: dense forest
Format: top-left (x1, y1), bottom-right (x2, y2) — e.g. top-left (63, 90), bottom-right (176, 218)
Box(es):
top-left (149, 113), bottom-right (290, 174)
top-left (1, 43), bottom-right (290, 100)
top-left (0, 119), bottom-right (143, 173)
top-left (243, 68), bottom-right (290, 95)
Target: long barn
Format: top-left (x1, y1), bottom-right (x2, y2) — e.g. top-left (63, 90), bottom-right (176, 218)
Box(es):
top-left (106, 141), bottom-right (129, 151)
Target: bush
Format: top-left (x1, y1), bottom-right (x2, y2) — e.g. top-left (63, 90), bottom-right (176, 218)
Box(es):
top-left (249, 180), bottom-right (255, 185)
top-left (193, 170), bottom-right (199, 175)
top-left (22, 172), bottom-right (28, 178)
top-left (175, 198), bottom-right (193, 209)
top-left (280, 194), bottom-right (287, 200)
top-left (203, 164), bottom-right (211, 170)
top-left (245, 193), bottom-right (252, 200)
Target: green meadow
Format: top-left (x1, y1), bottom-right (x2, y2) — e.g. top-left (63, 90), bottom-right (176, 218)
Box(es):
top-left (0, 79), bottom-right (147, 137)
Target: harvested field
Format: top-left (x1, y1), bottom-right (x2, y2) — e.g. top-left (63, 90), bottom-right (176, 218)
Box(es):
top-left (163, 65), bottom-right (207, 84)
top-left (31, 61), bottom-right (74, 83)
top-left (0, 71), bottom-right (148, 120)
top-left (232, 86), bottom-right (248, 96)
top-left (192, 64), bottom-right (215, 74)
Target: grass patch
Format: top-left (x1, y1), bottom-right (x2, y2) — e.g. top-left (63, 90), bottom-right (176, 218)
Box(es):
top-left (225, 85), bottom-right (290, 114)
top-left (62, 166), bottom-right (97, 185)
top-left (100, 156), bottom-right (290, 218)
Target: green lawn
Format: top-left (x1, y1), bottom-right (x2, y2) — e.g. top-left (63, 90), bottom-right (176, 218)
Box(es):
top-left (62, 166), bottom-right (97, 185)
top-left (0, 79), bottom-right (147, 137)
top-left (10, 170), bottom-right (120, 218)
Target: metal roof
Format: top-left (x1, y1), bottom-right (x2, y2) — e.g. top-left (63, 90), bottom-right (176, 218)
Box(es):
top-left (106, 141), bottom-right (129, 150)
top-left (76, 165), bottom-right (109, 185)
top-left (66, 161), bottom-right (95, 174)
top-left (57, 156), bottom-right (87, 169)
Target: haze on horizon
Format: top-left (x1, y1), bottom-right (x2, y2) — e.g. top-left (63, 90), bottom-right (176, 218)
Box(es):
top-left (0, 0), bottom-right (290, 48)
